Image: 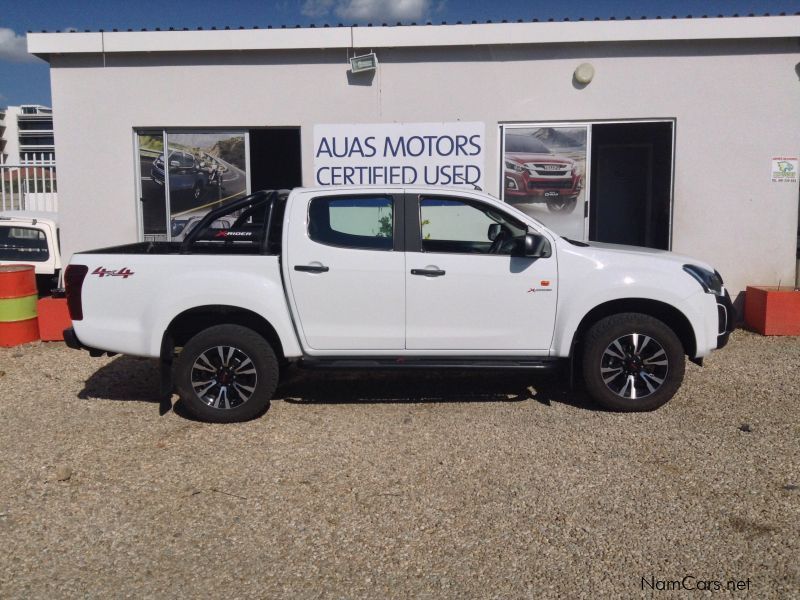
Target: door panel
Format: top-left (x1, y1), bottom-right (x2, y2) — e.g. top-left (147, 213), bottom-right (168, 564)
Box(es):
top-left (406, 196), bottom-right (557, 351)
top-left (287, 191), bottom-right (405, 351)
top-left (406, 252), bottom-right (557, 350)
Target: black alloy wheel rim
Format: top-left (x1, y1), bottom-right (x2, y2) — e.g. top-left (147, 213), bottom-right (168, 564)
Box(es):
top-left (600, 333), bottom-right (669, 399)
top-left (191, 346), bottom-right (258, 409)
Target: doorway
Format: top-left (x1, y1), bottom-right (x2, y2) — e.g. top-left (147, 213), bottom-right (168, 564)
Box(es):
top-left (589, 122), bottom-right (673, 249)
top-left (248, 128), bottom-right (302, 192)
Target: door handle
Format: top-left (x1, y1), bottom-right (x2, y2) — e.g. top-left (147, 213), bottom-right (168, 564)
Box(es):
top-left (294, 264), bottom-right (329, 273)
top-left (411, 268), bottom-right (446, 277)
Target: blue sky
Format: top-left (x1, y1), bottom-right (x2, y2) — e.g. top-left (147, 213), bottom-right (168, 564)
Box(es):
top-left (2, 0), bottom-right (799, 106)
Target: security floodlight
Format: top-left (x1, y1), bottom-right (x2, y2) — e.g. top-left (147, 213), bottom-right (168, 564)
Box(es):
top-left (350, 52), bottom-right (378, 73)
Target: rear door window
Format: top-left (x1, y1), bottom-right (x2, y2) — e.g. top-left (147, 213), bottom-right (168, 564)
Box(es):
top-left (0, 226), bottom-right (50, 262)
top-left (308, 196), bottom-right (393, 250)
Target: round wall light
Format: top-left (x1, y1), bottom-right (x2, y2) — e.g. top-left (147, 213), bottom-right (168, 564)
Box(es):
top-left (574, 62), bottom-right (595, 85)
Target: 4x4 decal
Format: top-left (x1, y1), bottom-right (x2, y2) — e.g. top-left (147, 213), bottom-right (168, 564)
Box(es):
top-left (91, 267), bottom-right (134, 279)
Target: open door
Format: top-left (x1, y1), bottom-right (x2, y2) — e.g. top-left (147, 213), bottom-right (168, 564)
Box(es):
top-left (589, 122), bottom-right (673, 250)
top-left (249, 128), bottom-right (302, 191)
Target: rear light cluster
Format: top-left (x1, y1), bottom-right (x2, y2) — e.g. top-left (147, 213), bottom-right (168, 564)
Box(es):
top-left (64, 264), bottom-right (89, 320)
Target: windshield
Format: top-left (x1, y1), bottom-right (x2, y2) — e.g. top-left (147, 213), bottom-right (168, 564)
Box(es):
top-left (505, 135), bottom-right (551, 154)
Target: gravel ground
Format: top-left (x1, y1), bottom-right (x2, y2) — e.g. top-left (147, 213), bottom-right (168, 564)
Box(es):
top-left (0, 330), bottom-right (798, 599)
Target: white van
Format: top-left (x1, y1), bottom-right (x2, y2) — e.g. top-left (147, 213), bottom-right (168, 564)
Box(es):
top-left (0, 211), bottom-right (62, 293)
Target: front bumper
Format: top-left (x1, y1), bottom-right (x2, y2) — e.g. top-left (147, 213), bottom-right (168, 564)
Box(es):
top-left (716, 290), bottom-right (736, 349)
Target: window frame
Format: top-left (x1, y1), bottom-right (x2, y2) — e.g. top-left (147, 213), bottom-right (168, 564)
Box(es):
top-left (306, 193), bottom-right (404, 252)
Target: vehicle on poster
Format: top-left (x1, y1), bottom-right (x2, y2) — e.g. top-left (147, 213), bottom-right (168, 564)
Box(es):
top-left (63, 187), bottom-right (733, 423)
top-left (151, 150), bottom-right (209, 200)
top-left (504, 133), bottom-right (583, 213)
top-left (0, 211), bottom-right (62, 293)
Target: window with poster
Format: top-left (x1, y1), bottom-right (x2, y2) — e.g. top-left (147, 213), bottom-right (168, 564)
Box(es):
top-left (136, 130), bottom-right (250, 242)
top-left (500, 121), bottom-right (674, 250)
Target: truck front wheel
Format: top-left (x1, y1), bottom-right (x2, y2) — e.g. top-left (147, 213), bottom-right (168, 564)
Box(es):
top-left (175, 324), bottom-right (278, 423)
top-left (545, 196), bottom-right (577, 213)
top-left (581, 313), bottom-right (685, 412)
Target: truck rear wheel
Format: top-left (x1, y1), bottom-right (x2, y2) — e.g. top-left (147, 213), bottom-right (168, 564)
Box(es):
top-left (581, 313), bottom-right (685, 412)
top-left (175, 324), bottom-right (278, 423)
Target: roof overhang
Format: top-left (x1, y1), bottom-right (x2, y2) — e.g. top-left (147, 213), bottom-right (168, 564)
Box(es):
top-left (27, 15), bottom-right (800, 61)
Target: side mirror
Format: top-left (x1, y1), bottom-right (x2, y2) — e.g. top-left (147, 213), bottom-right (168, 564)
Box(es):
top-left (169, 160), bottom-right (181, 168)
top-left (487, 223), bottom-right (501, 241)
top-left (522, 232), bottom-right (552, 258)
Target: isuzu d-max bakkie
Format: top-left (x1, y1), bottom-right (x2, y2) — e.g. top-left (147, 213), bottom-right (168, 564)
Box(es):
top-left (63, 188), bottom-right (734, 422)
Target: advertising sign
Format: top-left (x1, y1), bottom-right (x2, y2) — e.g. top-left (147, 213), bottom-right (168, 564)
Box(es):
top-left (313, 122), bottom-right (485, 189)
top-left (502, 125), bottom-right (588, 240)
top-left (771, 157), bottom-right (798, 183)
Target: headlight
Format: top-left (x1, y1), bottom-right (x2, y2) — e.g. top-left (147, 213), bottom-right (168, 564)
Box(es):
top-left (505, 160), bottom-right (525, 173)
top-left (683, 264), bottom-right (724, 296)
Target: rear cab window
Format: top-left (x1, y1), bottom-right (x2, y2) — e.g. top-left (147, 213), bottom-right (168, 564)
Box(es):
top-left (0, 226), bottom-right (50, 262)
top-left (308, 196), bottom-right (393, 251)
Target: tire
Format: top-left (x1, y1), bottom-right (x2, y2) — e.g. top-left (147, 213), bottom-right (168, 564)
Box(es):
top-left (175, 324), bottom-right (278, 423)
top-left (581, 313), bottom-right (685, 412)
top-left (545, 196), bottom-right (578, 213)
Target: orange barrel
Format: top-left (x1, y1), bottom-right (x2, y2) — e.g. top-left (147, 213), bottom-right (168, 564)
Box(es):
top-left (0, 265), bottom-right (40, 347)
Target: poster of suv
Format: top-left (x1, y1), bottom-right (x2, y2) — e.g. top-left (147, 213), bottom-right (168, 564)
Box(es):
top-left (502, 125), bottom-right (587, 240)
top-left (138, 131), bottom-right (248, 240)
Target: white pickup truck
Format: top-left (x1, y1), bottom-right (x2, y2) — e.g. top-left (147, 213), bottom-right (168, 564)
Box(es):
top-left (64, 187), bottom-right (734, 422)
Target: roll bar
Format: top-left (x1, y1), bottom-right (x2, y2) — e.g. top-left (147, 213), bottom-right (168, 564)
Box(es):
top-left (179, 189), bottom-right (286, 255)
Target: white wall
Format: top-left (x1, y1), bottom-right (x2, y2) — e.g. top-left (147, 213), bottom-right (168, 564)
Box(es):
top-left (49, 38), bottom-right (800, 295)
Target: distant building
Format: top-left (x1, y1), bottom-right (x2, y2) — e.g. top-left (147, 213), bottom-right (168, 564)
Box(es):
top-left (0, 105), bottom-right (55, 164)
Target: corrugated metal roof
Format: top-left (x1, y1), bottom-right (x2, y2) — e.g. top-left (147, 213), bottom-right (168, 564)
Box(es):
top-left (26, 11), bottom-right (800, 34)
top-left (27, 15), bottom-right (800, 58)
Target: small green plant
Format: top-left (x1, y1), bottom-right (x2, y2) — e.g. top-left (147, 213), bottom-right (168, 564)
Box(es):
top-left (421, 218), bottom-right (431, 240)
top-left (377, 213), bottom-right (392, 238)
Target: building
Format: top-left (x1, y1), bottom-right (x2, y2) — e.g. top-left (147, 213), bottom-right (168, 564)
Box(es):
top-left (27, 15), bottom-right (800, 303)
top-left (0, 105), bottom-right (55, 164)
top-left (0, 108), bottom-right (5, 161)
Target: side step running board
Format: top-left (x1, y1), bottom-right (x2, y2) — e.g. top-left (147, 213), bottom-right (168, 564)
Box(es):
top-left (298, 357), bottom-right (562, 370)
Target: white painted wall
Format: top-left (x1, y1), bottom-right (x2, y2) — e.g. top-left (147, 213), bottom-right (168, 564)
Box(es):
top-left (48, 37), bottom-right (800, 297)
